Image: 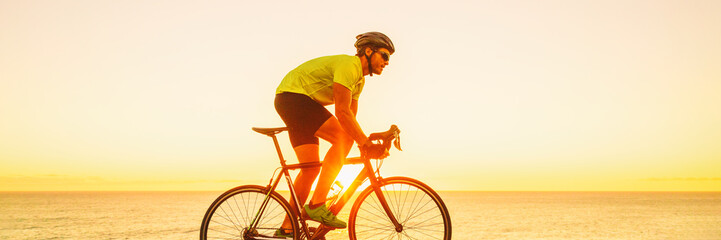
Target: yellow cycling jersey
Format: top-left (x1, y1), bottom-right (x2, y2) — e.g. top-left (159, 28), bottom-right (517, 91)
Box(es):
top-left (276, 54), bottom-right (365, 106)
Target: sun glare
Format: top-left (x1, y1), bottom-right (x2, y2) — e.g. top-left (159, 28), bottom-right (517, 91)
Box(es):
top-left (332, 165), bottom-right (367, 193)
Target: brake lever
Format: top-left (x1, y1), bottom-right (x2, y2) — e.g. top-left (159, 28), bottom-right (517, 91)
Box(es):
top-left (393, 130), bottom-right (402, 151)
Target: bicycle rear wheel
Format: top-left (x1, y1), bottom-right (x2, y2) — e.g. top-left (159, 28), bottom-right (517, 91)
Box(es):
top-left (348, 177), bottom-right (452, 240)
top-left (200, 185), bottom-right (298, 240)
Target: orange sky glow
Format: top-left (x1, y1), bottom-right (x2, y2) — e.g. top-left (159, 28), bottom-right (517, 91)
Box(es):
top-left (1, 0), bottom-right (720, 191)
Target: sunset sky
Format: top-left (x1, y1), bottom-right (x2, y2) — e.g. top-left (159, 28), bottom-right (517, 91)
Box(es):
top-left (1, 0), bottom-right (720, 191)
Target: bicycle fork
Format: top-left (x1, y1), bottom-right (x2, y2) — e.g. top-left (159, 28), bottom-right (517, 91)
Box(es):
top-left (364, 161), bottom-right (404, 233)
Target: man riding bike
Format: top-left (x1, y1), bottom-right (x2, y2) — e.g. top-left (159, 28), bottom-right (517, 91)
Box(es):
top-left (272, 31), bottom-right (394, 237)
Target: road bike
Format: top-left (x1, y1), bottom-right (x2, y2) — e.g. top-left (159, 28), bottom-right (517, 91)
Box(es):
top-left (200, 125), bottom-right (451, 239)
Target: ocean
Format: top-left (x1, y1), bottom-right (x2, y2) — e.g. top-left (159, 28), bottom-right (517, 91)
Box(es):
top-left (1, 191), bottom-right (719, 239)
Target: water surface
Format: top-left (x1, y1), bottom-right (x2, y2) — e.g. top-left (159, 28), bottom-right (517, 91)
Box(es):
top-left (1, 191), bottom-right (719, 239)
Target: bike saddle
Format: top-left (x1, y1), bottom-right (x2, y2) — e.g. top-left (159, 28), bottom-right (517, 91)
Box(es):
top-left (252, 127), bottom-right (289, 136)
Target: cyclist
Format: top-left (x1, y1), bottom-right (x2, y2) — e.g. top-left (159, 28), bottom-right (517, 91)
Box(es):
top-left (273, 31), bottom-right (394, 237)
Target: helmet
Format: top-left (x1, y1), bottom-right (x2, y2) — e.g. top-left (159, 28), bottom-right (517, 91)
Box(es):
top-left (354, 32), bottom-right (395, 54)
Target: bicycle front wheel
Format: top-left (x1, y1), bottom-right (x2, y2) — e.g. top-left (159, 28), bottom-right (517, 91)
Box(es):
top-left (348, 177), bottom-right (452, 240)
top-left (200, 185), bottom-right (298, 240)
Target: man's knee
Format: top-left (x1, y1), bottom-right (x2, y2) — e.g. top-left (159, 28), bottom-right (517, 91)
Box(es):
top-left (333, 132), bottom-right (354, 149)
top-left (327, 138), bottom-right (353, 157)
top-left (316, 117), bottom-right (355, 148)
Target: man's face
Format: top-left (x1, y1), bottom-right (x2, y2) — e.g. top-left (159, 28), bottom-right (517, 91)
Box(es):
top-left (370, 48), bottom-right (391, 75)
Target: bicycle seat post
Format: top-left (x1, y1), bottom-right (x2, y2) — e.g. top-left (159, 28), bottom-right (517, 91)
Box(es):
top-left (270, 134), bottom-right (286, 166)
top-left (252, 127), bottom-right (290, 167)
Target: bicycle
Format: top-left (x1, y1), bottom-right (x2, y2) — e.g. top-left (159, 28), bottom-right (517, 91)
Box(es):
top-left (200, 125), bottom-right (452, 239)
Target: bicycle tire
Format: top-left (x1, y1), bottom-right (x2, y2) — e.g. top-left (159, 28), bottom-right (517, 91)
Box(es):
top-left (200, 185), bottom-right (299, 240)
top-left (348, 177), bottom-right (452, 240)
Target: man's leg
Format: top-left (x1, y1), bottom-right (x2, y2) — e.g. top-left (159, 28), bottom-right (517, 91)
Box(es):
top-left (280, 144), bottom-right (320, 231)
top-left (308, 116), bottom-right (354, 207)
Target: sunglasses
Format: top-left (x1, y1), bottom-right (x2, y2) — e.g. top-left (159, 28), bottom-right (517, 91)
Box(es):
top-left (378, 51), bottom-right (390, 61)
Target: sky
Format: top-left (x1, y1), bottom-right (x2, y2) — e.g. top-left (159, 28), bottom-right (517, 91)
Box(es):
top-left (1, 0), bottom-right (720, 191)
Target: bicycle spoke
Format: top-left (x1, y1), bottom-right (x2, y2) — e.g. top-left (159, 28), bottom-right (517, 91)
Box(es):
top-left (207, 235), bottom-right (241, 240)
top-left (360, 210), bottom-right (393, 225)
top-left (354, 222), bottom-right (393, 231)
top-left (207, 236), bottom-right (239, 240)
top-left (403, 194), bottom-right (427, 224)
top-left (359, 199), bottom-right (396, 227)
top-left (400, 230), bottom-right (421, 240)
top-left (405, 226), bottom-right (442, 239)
top-left (361, 194), bottom-right (393, 223)
top-left (399, 184), bottom-right (411, 223)
top-left (210, 218), bottom-right (241, 233)
top-left (386, 184), bottom-right (398, 220)
top-left (406, 220), bottom-right (444, 230)
top-left (380, 184), bottom-right (393, 219)
top-left (367, 194), bottom-right (386, 216)
top-left (403, 197), bottom-right (434, 225)
top-left (257, 200), bottom-right (283, 228)
top-left (395, 184), bottom-right (404, 220)
top-left (229, 195), bottom-right (245, 228)
top-left (240, 191), bottom-right (250, 227)
top-left (355, 201), bottom-right (397, 238)
top-left (402, 188), bottom-right (421, 224)
top-left (389, 193), bottom-right (405, 223)
top-left (381, 229), bottom-right (397, 240)
top-left (406, 207), bottom-right (441, 228)
top-left (356, 213), bottom-right (392, 229)
top-left (359, 204), bottom-right (393, 223)
top-left (354, 224), bottom-right (395, 234)
top-left (206, 226), bottom-right (240, 238)
top-left (239, 193), bottom-right (253, 226)
top-left (406, 226), bottom-right (444, 233)
top-left (388, 184), bottom-right (402, 220)
top-left (246, 191), bottom-right (255, 226)
top-left (218, 205), bottom-right (243, 233)
top-left (251, 191), bottom-right (259, 225)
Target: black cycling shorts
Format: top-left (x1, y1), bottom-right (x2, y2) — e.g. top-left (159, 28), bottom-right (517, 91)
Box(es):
top-left (274, 92), bottom-right (333, 148)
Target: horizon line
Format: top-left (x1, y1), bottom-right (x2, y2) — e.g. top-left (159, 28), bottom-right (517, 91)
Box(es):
top-left (2, 190), bottom-right (720, 193)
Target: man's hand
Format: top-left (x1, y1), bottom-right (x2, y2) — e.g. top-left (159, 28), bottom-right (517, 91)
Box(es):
top-left (360, 142), bottom-right (389, 159)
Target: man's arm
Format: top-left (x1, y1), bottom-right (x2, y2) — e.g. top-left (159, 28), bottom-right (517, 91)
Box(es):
top-left (333, 83), bottom-right (368, 145)
top-left (351, 99), bottom-right (358, 116)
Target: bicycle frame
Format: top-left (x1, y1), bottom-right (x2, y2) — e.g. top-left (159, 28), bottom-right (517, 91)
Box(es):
top-left (253, 131), bottom-right (402, 240)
